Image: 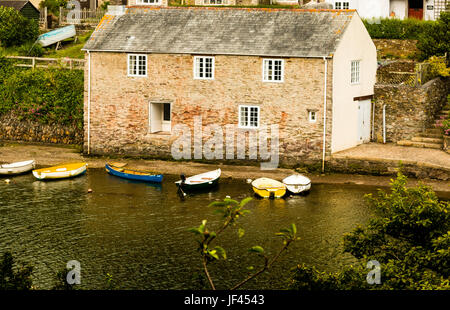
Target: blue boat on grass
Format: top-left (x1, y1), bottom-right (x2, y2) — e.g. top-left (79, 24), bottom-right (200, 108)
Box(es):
top-left (105, 163), bottom-right (163, 183)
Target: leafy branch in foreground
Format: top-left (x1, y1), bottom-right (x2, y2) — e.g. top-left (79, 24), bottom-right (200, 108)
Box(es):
top-left (189, 196), bottom-right (298, 290)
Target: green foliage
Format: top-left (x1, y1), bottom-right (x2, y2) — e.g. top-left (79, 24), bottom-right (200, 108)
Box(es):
top-left (100, 1), bottom-right (110, 10)
top-left (0, 56), bottom-right (84, 128)
top-left (17, 42), bottom-right (44, 57)
top-left (189, 196), bottom-right (298, 290)
top-left (0, 252), bottom-right (33, 290)
top-left (52, 267), bottom-right (76, 290)
top-left (290, 172), bottom-right (450, 290)
top-left (363, 18), bottom-right (435, 40)
top-left (0, 7), bottom-right (39, 47)
top-left (417, 12), bottom-right (450, 61)
top-left (426, 56), bottom-right (450, 77)
top-left (39, 0), bottom-right (68, 16)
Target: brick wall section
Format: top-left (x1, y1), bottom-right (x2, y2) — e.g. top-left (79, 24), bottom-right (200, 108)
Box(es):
top-left (373, 77), bottom-right (450, 143)
top-left (84, 52), bottom-right (333, 166)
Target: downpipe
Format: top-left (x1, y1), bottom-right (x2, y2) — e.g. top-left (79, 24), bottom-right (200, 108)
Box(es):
top-left (322, 57), bottom-right (328, 173)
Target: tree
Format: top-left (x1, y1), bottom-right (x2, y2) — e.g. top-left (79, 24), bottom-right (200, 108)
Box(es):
top-left (0, 7), bottom-right (39, 48)
top-left (189, 197), bottom-right (298, 290)
top-left (417, 11), bottom-right (450, 62)
top-left (0, 252), bottom-right (33, 290)
top-left (39, 0), bottom-right (68, 16)
top-left (290, 172), bottom-right (450, 290)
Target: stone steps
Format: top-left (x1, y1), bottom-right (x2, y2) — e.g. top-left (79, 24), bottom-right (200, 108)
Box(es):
top-left (411, 136), bottom-right (443, 143)
top-left (417, 132), bottom-right (444, 139)
top-left (397, 140), bottom-right (443, 149)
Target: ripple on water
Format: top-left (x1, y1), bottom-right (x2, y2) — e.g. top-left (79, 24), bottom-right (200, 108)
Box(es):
top-left (0, 170), bottom-right (380, 289)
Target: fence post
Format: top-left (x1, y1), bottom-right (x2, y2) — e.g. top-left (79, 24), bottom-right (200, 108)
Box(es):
top-left (43, 7), bottom-right (47, 30)
top-left (32, 57), bottom-right (36, 70)
top-left (59, 7), bottom-right (62, 24)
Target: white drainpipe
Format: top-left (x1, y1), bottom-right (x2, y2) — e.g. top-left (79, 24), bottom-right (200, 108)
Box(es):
top-left (382, 104), bottom-right (386, 144)
top-left (87, 50), bottom-right (91, 154)
top-left (322, 57), bottom-right (328, 173)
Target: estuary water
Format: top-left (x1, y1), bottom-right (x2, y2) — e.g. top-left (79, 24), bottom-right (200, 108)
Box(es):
top-left (0, 169), bottom-right (381, 290)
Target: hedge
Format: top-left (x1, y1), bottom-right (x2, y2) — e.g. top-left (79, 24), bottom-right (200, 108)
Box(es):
top-left (363, 18), bottom-right (436, 40)
top-left (0, 57), bottom-right (84, 129)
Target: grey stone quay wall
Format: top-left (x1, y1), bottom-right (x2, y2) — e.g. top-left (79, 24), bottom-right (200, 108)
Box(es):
top-left (0, 113), bottom-right (83, 145)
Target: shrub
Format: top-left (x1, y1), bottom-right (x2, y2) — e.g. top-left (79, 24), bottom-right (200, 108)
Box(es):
top-left (417, 11), bottom-right (450, 61)
top-left (290, 172), bottom-right (450, 290)
top-left (0, 57), bottom-right (84, 128)
top-left (17, 42), bottom-right (44, 57)
top-left (0, 7), bottom-right (39, 47)
top-left (363, 18), bottom-right (435, 40)
top-left (0, 252), bottom-right (33, 290)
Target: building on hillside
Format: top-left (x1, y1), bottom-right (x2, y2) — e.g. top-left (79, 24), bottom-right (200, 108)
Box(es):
top-left (0, 0), bottom-right (40, 21)
top-left (82, 7), bottom-right (377, 167)
top-left (324, 0), bottom-right (449, 21)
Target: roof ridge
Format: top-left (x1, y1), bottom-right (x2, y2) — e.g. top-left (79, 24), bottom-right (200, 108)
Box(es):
top-left (124, 6), bottom-right (357, 13)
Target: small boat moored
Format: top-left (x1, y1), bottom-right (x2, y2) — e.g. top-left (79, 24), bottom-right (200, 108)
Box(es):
top-left (32, 162), bottom-right (87, 180)
top-left (282, 174), bottom-right (311, 194)
top-left (251, 177), bottom-right (286, 199)
top-left (105, 163), bottom-right (163, 183)
top-left (175, 168), bottom-right (221, 191)
top-left (0, 160), bottom-right (35, 175)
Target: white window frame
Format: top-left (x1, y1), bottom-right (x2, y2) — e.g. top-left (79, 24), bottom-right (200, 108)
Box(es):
top-left (351, 60), bottom-right (361, 85)
top-left (335, 2), bottom-right (342, 9)
top-left (127, 54), bottom-right (147, 77)
top-left (136, 0), bottom-right (161, 5)
top-left (203, 0), bottom-right (227, 5)
top-left (262, 59), bottom-right (284, 83)
top-left (342, 2), bottom-right (349, 9)
top-left (308, 111), bottom-right (317, 123)
top-left (238, 105), bottom-right (260, 129)
top-left (193, 56), bottom-right (215, 80)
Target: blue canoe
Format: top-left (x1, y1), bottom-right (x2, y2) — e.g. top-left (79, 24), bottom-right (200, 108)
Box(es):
top-left (105, 163), bottom-right (163, 183)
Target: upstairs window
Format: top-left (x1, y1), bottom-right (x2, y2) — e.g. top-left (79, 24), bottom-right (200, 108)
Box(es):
top-left (335, 2), bottom-right (349, 9)
top-left (239, 105), bottom-right (260, 129)
top-left (128, 54), bottom-right (147, 77)
top-left (351, 60), bottom-right (360, 84)
top-left (262, 59), bottom-right (284, 83)
top-left (194, 56), bottom-right (214, 80)
top-left (203, 0), bottom-right (226, 4)
top-left (136, 0), bottom-right (161, 4)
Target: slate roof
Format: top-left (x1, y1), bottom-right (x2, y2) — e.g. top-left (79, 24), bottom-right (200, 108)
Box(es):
top-left (0, 0), bottom-right (37, 11)
top-left (83, 7), bottom-right (356, 58)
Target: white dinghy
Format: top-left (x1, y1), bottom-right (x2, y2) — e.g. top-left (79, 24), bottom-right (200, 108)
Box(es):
top-left (282, 174), bottom-right (311, 194)
top-left (0, 160), bottom-right (35, 175)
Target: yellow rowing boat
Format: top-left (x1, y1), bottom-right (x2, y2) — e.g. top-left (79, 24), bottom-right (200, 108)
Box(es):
top-left (32, 162), bottom-right (87, 180)
top-left (251, 177), bottom-right (286, 199)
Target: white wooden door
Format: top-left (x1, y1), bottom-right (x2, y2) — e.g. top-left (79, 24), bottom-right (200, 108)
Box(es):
top-left (150, 103), bottom-right (162, 133)
top-left (358, 100), bottom-right (371, 144)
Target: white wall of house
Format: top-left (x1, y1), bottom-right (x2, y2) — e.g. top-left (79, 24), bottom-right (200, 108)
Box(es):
top-left (390, 0), bottom-right (407, 19)
top-left (331, 13), bottom-right (377, 153)
top-left (325, 0), bottom-right (441, 21)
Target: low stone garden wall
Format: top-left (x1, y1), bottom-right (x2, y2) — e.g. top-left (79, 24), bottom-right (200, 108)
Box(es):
top-left (373, 77), bottom-right (450, 143)
top-left (444, 135), bottom-right (450, 154)
top-left (0, 113), bottom-right (83, 145)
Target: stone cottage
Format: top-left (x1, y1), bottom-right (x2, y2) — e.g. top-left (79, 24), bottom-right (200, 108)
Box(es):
top-left (82, 6), bottom-right (377, 167)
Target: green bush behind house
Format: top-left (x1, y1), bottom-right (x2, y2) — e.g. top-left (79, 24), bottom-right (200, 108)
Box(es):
top-left (363, 18), bottom-right (436, 40)
top-left (0, 57), bottom-right (84, 129)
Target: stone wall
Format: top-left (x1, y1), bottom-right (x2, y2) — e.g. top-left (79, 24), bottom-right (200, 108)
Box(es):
top-left (0, 113), bottom-right (83, 145)
top-left (84, 52), bottom-right (333, 166)
top-left (373, 77), bottom-right (450, 143)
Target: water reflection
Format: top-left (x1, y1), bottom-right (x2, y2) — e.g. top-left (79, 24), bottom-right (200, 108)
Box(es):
top-left (0, 169), bottom-right (383, 289)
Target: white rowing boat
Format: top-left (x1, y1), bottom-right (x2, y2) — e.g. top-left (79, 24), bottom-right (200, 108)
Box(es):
top-left (282, 174), bottom-right (311, 194)
top-left (0, 160), bottom-right (35, 175)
